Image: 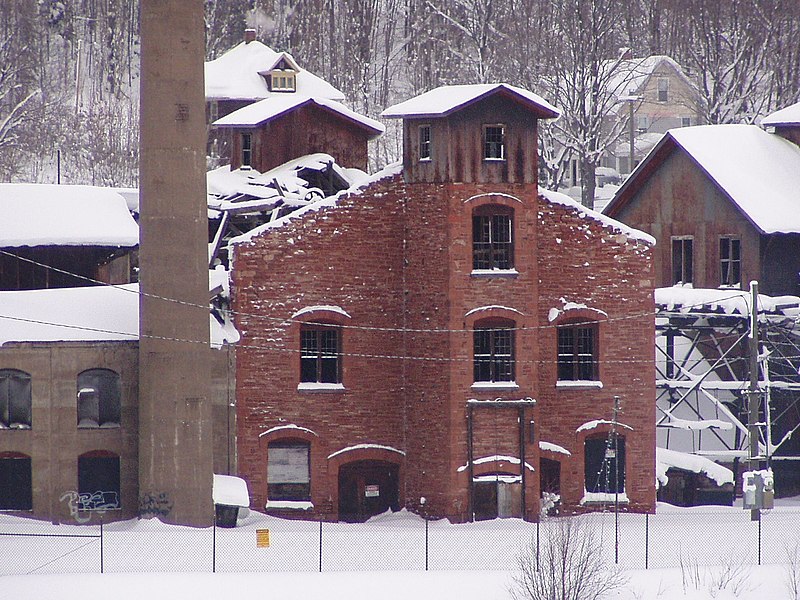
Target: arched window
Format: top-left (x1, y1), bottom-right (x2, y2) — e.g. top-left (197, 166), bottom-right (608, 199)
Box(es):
top-left (472, 205), bottom-right (514, 271)
top-left (77, 369), bottom-right (121, 428)
top-left (584, 434), bottom-right (625, 494)
top-left (267, 439), bottom-right (311, 502)
top-left (473, 318), bottom-right (515, 383)
top-left (0, 452), bottom-right (32, 510)
top-left (78, 450), bottom-right (120, 510)
top-left (0, 369), bottom-right (31, 429)
top-left (557, 320), bottom-right (599, 381)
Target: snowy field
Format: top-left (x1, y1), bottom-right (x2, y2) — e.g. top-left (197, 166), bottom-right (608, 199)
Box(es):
top-left (2, 500), bottom-right (800, 599)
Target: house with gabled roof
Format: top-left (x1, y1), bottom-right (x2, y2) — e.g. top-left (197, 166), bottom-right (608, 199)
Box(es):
top-left (604, 114), bottom-right (800, 296)
top-left (212, 96), bottom-right (384, 173)
top-left (230, 83), bottom-right (657, 522)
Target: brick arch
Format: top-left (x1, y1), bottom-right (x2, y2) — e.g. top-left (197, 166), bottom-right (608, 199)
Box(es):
top-left (258, 424), bottom-right (318, 446)
top-left (549, 306), bottom-right (609, 327)
top-left (464, 305), bottom-right (524, 329)
top-left (326, 444), bottom-right (405, 472)
top-left (462, 192), bottom-right (524, 207)
top-left (455, 455), bottom-right (534, 487)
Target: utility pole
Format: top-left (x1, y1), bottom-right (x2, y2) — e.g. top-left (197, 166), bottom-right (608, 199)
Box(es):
top-left (747, 281), bottom-right (761, 522)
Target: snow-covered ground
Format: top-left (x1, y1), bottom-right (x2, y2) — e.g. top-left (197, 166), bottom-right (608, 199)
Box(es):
top-left (3, 500), bottom-right (800, 599)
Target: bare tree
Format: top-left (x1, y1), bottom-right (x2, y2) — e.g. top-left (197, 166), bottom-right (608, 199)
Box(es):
top-left (512, 517), bottom-right (627, 600)
top-left (539, 0), bottom-right (628, 207)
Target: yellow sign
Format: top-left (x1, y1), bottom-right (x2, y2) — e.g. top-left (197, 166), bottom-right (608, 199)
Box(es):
top-left (256, 528), bottom-right (270, 548)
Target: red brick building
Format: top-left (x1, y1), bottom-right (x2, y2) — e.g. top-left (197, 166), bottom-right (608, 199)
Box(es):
top-left (230, 84), bottom-right (657, 522)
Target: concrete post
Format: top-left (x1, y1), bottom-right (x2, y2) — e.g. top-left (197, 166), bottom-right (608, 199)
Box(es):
top-left (138, 0), bottom-right (213, 527)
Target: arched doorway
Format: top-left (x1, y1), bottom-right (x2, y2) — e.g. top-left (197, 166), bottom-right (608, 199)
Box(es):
top-left (338, 460), bottom-right (399, 522)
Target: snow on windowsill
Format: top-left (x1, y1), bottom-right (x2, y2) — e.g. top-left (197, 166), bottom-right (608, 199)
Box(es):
top-left (471, 269), bottom-right (519, 278)
top-left (266, 500), bottom-right (314, 511)
top-left (580, 491), bottom-right (629, 505)
top-left (297, 382), bottom-right (345, 392)
top-left (471, 381), bottom-right (520, 391)
top-left (556, 380), bottom-right (603, 389)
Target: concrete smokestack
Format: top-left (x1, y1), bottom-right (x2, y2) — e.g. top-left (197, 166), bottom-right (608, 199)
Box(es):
top-left (138, 0), bottom-right (213, 526)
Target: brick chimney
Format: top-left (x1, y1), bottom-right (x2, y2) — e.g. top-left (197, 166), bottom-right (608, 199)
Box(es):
top-left (244, 28), bottom-right (257, 44)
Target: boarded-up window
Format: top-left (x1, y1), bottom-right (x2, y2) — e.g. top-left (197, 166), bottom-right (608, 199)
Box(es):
top-left (584, 435), bottom-right (625, 494)
top-left (268, 440), bottom-right (311, 501)
top-left (0, 369), bottom-right (32, 429)
top-left (78, 451), bottom-right (120, 510)
top-left (0, 453), bottom-right (32, 510)
top-left (77, 369), bottom-right (121, 428)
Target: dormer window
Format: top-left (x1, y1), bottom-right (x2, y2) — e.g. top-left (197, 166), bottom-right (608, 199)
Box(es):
top-left (271, 72), bottom-right (296, 92)
top-left (483, 124), bottom-right (505, 160)
top-left (267, 56), bottom-right (298, 92)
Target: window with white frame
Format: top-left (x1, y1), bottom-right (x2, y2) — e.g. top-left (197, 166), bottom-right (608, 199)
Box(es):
top-left (418, 124), bottom-right (432, 160)
top-left (483, 124), bottom-right (505, 160)
top-left (300, 324), bottom-right (341, 384)
top-left (657, 78), bottom-right (669, 102)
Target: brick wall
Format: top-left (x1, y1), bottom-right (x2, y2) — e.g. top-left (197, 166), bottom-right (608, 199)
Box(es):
top-left (231, 174), bottom-right (656, 520)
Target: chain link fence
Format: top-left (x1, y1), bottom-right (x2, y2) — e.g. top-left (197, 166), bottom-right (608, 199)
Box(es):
top-left (3, 507), bottom-right (799, 575)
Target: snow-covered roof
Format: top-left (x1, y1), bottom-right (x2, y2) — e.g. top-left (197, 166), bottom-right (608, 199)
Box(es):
top-left (655, 285), bottom-right (800, 319)
top-left (213, 95), bottom-right (384, 136)
top-left (0, 280), bottom-right (239, 348)
top-left (0, 183), bottom-right (139, 248)
top-left (208, 153), bottom-right (369, 208)
top-left (228, 161), bottom-right (403, 245)
top-left (761, 101), bottom-right (800, 127)
top-left (381, 83), bottom-right (559, 119)
top-left (205, 40), bottom-right (344, 102)
top-left (212, 474), bottom-right (250, 508)
top-left (539, 187), bottom-right (655, 245)
top-left (608, 124), bottom-right (800, 234)
top-left (656, 447), bottom-right (734, 487)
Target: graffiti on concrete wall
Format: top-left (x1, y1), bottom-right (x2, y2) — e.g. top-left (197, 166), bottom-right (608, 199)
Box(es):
top-left (60, 490), bottom-right (119, 523)
top-left (138, 491), bottom-right (173, 518)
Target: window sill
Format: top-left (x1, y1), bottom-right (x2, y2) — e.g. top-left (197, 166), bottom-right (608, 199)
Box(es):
top-left (556, 380), bottom-right (603, 389)
top-left (297, 382), bottom-right (345, 393)
top-left (471, 381), bottom-right (520, 391)
top-left (483, 158), bottom-right (506, 162)
top-left (580, 492), bottom-right (629, 505)
top-left (471, 269), bottom-right (518, 279)
top-left (0, 424), bottom-right (31, 430)
top-left (419, 157), bottom-right (432, 162)
top-left (266, 500), bottom-right (314, 510)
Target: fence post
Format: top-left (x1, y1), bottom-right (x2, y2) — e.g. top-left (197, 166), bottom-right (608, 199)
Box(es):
top-left (319, 519), bottom-right (323, 573)
top-left (212, 518), bottom-right (216, 573)
top-left (645, 513), bottom-right (649, 570)
top-left (100, 518), bottom-right (104, 574)
top-left (425, 518), bottom-right (429, 571)
top-left (758, 516), bottom-right (762, 566)
top-left (536, 520), bottom-right (540, 567)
